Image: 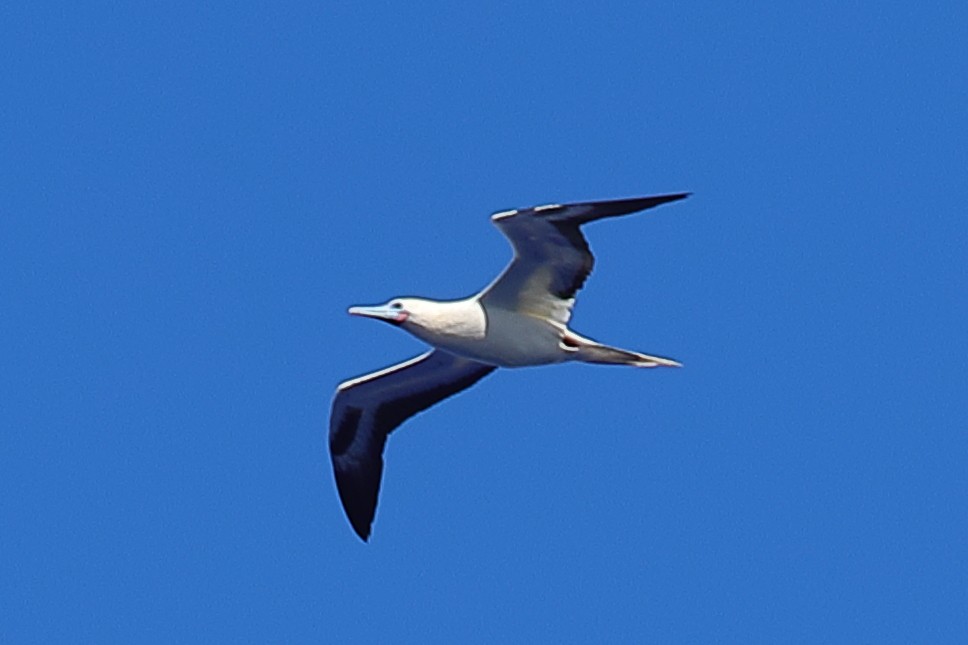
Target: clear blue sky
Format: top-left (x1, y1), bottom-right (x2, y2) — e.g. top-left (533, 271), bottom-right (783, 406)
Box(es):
top-left (3, 2), bottom-right (966, 642)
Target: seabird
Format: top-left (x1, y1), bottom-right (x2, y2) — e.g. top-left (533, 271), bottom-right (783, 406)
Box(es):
top-left (330, 193), bottom-right (689, 540)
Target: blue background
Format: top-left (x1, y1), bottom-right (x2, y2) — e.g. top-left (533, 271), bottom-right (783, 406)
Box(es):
top-left (3, 2), bottom-right (966, 642)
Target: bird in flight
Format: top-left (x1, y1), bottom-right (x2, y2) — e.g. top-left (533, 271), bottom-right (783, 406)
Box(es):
top-left (330, 193), bottom-right (689, 540)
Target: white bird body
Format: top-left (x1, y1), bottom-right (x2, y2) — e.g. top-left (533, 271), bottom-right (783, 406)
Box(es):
top-left (330, 193), bottom-right (690, 540)
top-left (395, 297), bottom-right (569, 367)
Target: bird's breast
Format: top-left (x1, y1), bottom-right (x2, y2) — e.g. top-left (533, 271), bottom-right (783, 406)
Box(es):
top-left (404, 299), bottom-right (568, 367)
top-left (454, 307), bottom-right (568, 367)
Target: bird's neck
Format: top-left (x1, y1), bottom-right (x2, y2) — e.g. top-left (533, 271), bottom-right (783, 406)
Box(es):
top-left (414, 298), bottom-right (487, 340)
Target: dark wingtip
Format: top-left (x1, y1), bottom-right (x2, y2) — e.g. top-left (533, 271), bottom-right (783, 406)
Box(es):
top-left (333, 467), bottom-right (379, 542)
top-left (356, 526), bottom-right (371, 542)
top-left (618, 191), bottom-right (691, 214)
top-left (645, 191), bottom-right (691, 205)
top-left (347, 508), bottom-right (373, 542)
top-left (345, 500), bottom-right (375, 542)
top-left (562, 192), bottom-right (692, 221)
top-left (661, 192), bottom-right (691, 206)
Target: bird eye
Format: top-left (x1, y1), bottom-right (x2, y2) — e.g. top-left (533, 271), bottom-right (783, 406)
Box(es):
top-left (390, 302), bottom-right (402, 309)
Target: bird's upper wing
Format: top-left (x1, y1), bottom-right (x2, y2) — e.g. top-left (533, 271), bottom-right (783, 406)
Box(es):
top-left (329, 350), bottom-right (497, 541)
top-left (480, 193), bottom-right (690, 325)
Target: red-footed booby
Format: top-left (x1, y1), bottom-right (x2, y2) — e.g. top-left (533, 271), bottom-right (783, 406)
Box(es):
top-left (330, 193), bottom-right (689, 540)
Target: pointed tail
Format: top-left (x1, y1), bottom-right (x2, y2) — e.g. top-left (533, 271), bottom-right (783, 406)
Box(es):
top-left (573, 338), bottom-right (682, 368)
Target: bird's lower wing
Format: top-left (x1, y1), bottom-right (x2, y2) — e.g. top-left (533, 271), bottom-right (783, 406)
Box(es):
top-left (329, 350), bottom-right (497, 540)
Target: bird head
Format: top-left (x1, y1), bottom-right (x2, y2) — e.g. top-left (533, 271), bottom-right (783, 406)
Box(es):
top-left (348, 297), bottom-right (486, 345)
top-left (348, 297), bottom-right (444, 330)
top-left (347, 298), bottom-right (410, 326)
